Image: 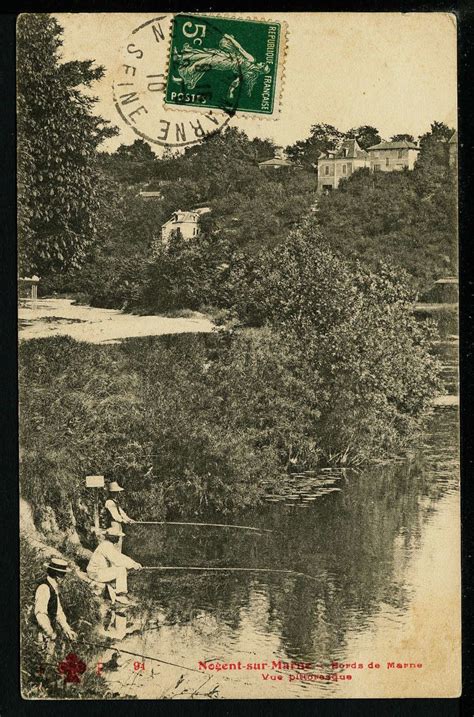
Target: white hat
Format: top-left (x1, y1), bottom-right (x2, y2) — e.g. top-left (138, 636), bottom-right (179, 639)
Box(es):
top-left (105, 525), bottom-right (125, 538)
top-left (44, 557), bottom-right (71, 573)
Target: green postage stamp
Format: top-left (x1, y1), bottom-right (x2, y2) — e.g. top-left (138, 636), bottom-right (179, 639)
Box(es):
top-left (165, 14), bottom-right (285, 116)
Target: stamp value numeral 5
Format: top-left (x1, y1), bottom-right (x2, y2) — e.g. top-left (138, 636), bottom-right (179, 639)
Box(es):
top-left (182, 21), bottom-right (207, 45)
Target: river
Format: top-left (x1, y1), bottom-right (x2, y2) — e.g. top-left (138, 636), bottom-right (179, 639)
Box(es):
top-left (96, 340), bottom-right (459, 699)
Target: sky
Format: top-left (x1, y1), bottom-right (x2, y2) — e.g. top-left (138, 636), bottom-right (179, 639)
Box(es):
top-left (56, 12), bottom-right (457, 153)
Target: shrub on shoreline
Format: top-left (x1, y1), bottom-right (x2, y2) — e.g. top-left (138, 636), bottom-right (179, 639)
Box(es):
top-left (240, 219), bottom-right (441, 462)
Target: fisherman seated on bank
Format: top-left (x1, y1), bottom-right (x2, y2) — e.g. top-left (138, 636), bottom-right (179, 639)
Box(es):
top-left (87, 525), bottom-right (142, 605)
top-left (34, 558), bottom-right (77, 654)
top-left (101, 480), bottom-right (135, 549)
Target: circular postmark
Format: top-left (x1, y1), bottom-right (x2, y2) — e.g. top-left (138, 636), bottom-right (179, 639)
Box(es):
top-left (112, 15), bottom-right (240, 148)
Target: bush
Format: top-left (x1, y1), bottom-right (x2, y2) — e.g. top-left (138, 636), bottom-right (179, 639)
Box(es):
top-left (19, 330), bottom-right (319, 522)
top-left (19, 336), bottom-right (154, 529)
top-left (248, 218), bottom-right (441, 462)
top-left (138, 232), bottom-right (234, 314)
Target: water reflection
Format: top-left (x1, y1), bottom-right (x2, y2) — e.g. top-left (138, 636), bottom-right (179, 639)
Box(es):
top-left (111, 404), bottom-right (458, 697)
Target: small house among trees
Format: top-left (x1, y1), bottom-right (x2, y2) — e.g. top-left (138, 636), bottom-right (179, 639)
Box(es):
top-left (366, 140), bottom-right (420, 173)
top-left (317, 138), bottom-right (421, 191)
top-left (161, 207), bottom-right (211, 243)
top-left (317, 139), bottom-right (369, 192)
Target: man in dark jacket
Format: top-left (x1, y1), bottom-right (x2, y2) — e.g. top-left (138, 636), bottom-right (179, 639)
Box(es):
top-left (34, 558), bottom-right (77, 654)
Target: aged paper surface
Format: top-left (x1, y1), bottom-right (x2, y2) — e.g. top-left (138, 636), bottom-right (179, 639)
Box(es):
top-left (18, 12), bottom-right (459, 699)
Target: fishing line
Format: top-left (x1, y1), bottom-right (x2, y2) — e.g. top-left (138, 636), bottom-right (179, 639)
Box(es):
top-left (134, 520), bottom-right (272, 533)
top-left (78, 639), bottom-right (204, 674)
top-left (138, 566), bottom-right (319, 581)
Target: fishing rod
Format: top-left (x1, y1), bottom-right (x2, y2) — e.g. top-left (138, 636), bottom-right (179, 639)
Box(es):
top-left (78, 639), bottom-right (204, 675)
top-left (134, 521), bottom-right (272, 533)
top-left (138, 566), bottom-right (319, 581)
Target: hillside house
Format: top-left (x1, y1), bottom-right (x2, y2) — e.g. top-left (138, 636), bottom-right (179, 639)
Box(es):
top-left (420, 276), bottom-right (458, 305)
top-left (139, 190), bottom-right (164, 200)
top-left (161, 207), bottom-right (211, 243)
top-left (258, 156), bottom-right (295, 170)
top-left (18, 275), bottom-right (40, 301)
top-left (259, 147), bottom-right (296, 171)
top-left (317, 139), bottom-right (369, 192)
top-left (366, 140), bottom-right (420, 172)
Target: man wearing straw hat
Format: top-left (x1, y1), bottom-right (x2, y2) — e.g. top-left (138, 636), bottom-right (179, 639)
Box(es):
top-left (34, 558), bottom-right (77, 654)
top-left (101, 480), bottom-right (136, 549)
top-left (87, 525), bottom-right (142, 606)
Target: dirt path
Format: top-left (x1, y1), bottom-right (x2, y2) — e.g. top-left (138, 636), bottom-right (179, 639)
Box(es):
top-left (19, 298), bottom-right (215, 344)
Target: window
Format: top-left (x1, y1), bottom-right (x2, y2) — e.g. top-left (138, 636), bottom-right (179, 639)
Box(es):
top-left (398, 149), bottom-right (404, 158)
top-left (342, 164), bottom-right (347, 174)
top-left (373, 164), bottom-right (381, 172)
top-left (325, 165), bottom-right (329, 175)
top-left (386, 157), bottom-right (390, 166)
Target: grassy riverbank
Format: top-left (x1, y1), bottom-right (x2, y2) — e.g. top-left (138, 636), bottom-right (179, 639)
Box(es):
top-left (20, 327), bottom-right (439, 534)
top-left (20, 537), bottom-right (121, 699)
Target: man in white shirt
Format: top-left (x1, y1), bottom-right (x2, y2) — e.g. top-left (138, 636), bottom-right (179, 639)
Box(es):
top-left (34, 558), bottom-right (77, 654)
top-left (87, 525), bottom-right (142, 605)
top-left (101, 481), bottom-right (135, 551)
top-left (102, 481), bottom-right (135, 528)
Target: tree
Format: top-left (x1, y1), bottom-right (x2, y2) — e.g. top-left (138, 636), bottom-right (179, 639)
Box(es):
top-left (17, 14), bottom-right (117, 276)
top-left (346, 125), bottom-right (381, 150)
top-left (390, 133), bottom-right (415, 143)
top-left (256, 220), bottom-right (440, 462)
top-left (316, 166), bottom-right (457, 290)
top-left (286, 123), bottom-right (344, 166)
top-left (419, 121), bottom-right (454, 146)
top-left (416, 121), bottom-right (455, 176)
top-left (115, 139), bottom-right (157, 162)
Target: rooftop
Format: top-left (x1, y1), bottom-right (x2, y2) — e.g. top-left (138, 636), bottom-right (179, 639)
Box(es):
top-left (366, 140), bottom-right (419, 151)
top-left (164, 207), bottom-right (211, 224)
top-left (139, 191), bottom-right (163, 198)
top-left (259, 157), bottom-right (294, 167)
top-left (319, 139), bottom-right (368, 161)
top-left (434, 276), bottom-right (458, 285)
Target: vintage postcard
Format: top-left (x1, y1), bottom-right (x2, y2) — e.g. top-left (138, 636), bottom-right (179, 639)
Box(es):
top-left (18, 12), bottom-right (460, 700)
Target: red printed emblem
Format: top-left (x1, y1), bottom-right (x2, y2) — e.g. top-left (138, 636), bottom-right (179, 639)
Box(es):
top-left (58, 653), bottom-right (86, 683)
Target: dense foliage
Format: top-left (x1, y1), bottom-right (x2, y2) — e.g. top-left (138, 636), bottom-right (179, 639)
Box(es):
top-left (19, 331), bottom-right (318, 521)
top-left (43, 118), bottom-right (455, 309)
top-left (20, 223), bottom-right (440, 523)
top-left (230, 219), bottom-right (441, 462)
top-left (316, 132), bottom-right (457, 290)
top-left (17, 14), bottom-right (117, 276)
top-left (46, 127), bottom-right (316, 309)
top-left (345, 125), bottom-right (381, 150)
top-left (285, 123), bottom-right (345, 167)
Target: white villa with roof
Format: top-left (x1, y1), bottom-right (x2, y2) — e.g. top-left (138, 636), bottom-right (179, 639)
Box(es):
top-left (317, 139), bottom-right (370, 191)
top-left (366, 140), bottom-right (420, 173)
top-left (317, 138), bottom-right (420, 191)
top-left (161, 207), bottom-right (211, 243)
